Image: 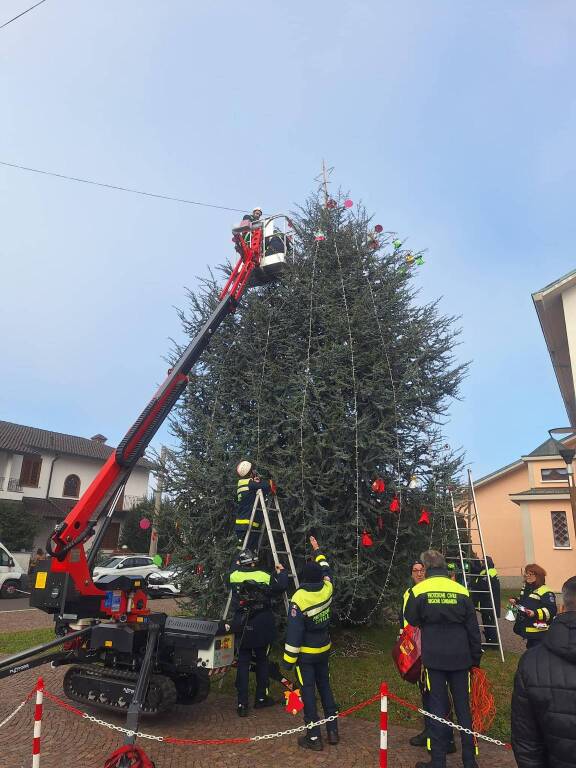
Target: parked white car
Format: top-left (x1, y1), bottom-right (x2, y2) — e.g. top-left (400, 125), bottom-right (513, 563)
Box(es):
top-left (0, 541), bottom-right (25, 599)
top-left (93, 554), bottom-right (160, 580)
top-left (147, 567), bottom-right (182, 598)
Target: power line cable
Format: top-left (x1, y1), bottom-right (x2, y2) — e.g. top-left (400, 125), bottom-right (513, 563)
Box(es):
top-left (0, 0), bottom-right (47, 31)
top-left (0, 160), bottom-right (248, 213)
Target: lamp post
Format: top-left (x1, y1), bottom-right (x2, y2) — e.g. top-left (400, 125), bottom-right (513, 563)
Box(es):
top-left (548, 428), bottom-right (576, 535)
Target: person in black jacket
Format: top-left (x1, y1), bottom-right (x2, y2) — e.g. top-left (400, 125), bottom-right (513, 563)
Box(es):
top-left (469, 555), bottom-right (501, 647)
top-left (229, 548), bottom-right (288, 716)
top-left (234, 460), bottom-right (274, 550)
top-left (404, 549), bottom-right (482, 768)
top-left (512, 575), bottom-right (576, 768)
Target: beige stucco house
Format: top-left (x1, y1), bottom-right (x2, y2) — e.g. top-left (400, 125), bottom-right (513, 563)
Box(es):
top-left (473, 269), bottom-right (576, 592)
top-left (0, 420), bottom-right (152, 554)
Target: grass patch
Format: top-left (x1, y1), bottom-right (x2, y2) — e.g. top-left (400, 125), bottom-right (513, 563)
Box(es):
top-left (0, 627), bottom-right (54, 654)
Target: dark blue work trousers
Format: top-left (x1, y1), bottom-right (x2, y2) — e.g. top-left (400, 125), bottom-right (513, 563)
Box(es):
top-left (236, 646), bottom-right (269, 706)
top-left (296, 659), bottom-right (338, 739)
top-left (426, 668), bottom-right (477, 768)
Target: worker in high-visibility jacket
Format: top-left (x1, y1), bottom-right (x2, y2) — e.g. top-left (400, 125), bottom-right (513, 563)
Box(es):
top-left (470, 556), bottom-right (501, 647)
top-left (510, 563), bottom-right (557, 649)
top-left (401, 561), bottom-right (456, 756)
top-left (234, 460), bottom-right (274, 550)
top-left (282, 536), bottom-right (338, 752)
top-left (229, 548), bottom-right (288, 716)
top-left (404, 549), bottom-right (482, 768)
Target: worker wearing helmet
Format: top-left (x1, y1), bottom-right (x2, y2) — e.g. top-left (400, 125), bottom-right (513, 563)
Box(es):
top-left (229, 548), bottom-right (288, 716)
top-left (235, 460), bottom-right (275, 550)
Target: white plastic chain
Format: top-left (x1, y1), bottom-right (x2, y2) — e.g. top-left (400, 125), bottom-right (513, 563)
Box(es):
top-left (80, 711), bottom-right (339, 743)
top-left (0, 696), bottom-right (30, 730)
top-left (72, 703), bottom-right (511, 750)
top-left (415, 706), bottom-right (509, 747)
top-left (81, 713), bottom-right (164, 741)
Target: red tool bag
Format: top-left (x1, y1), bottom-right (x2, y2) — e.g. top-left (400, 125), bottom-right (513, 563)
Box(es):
top-left (391, 625), bottom-right (422, 683)
top-left (104, 745), bottom-right (155, 768)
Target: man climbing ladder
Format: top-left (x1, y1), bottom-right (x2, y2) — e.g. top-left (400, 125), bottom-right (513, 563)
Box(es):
top-left (234, 460), bottom-right (275, 550)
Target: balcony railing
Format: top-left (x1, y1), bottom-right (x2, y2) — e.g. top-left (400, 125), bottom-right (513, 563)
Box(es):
top-left (123, 494), bottom-right (150, 510)
top-left (0, 477), bottom-right (23, 493)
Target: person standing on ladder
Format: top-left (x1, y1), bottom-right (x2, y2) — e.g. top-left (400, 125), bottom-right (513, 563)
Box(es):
top-left (234, 460), bottom-right (275, 550)
top-left (471, 555), bottom-right (501, 648)
top-left (229, 548), bottom-right (288, 717)
top-left (282, 536), bottom-right (339, 752)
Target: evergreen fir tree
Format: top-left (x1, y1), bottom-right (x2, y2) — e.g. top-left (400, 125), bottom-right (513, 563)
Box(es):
top-left (166, 189), bottom-right (466, 623)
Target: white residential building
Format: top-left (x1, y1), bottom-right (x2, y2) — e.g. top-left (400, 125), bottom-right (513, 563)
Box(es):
top-left (0, 420), bottom-right (153, 552)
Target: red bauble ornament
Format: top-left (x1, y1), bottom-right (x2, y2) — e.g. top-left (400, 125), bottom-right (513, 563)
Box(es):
top-left (418, 508), bottom-right (430, 525)
top-left (374, 224), bottom-right (383, 233)
top-left (389, 496), bottom-right (400, 513)
top-left (344, 198), bottom-right (354, 208)
top-left (371, 478), bottom-right (385, 494)
top-left (377, 515), bottom-right (384, 531)
top-left (361, 530), bottom-right (374, 547)
top-left (326, 198), bottom-right (337, 209)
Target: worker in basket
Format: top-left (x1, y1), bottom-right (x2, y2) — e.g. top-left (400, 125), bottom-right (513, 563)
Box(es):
top-left (229, 548), bottom-right (288, 716)
top-left (234, 460), bottom-right (275, 550)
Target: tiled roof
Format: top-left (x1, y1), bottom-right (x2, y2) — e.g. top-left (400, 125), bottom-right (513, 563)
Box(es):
top-left (0, 420), bottom-right (154, 469)
top-left (511, 487), bottom-right (569, 496)
top-left (527, 438), bottom-right (563, 457)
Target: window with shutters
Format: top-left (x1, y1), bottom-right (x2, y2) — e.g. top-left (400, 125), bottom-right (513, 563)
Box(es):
top-left (62, 474), bottom-right (81, 498)
top-left (551, 511), bottom-right (570, 548)
top-left (19, 455), bottom-right (42, 488)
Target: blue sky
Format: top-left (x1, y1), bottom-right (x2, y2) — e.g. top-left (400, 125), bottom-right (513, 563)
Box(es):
top-left (1, 0), bottom-right (575, 478)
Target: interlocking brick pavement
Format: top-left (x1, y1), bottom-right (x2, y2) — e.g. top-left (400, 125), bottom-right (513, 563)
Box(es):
top-left (0, 665), bottom-right (517, 768)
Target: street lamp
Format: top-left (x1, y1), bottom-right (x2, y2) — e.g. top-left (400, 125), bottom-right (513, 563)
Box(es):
top-left (548, 428), bottom-right (576, 534)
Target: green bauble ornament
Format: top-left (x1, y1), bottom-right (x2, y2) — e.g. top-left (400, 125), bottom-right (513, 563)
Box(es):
top-left (153, 554), bottom-right (163, 567)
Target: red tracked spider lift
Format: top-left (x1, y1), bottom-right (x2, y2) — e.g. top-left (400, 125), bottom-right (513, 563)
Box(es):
top-left (0, 214), bottom-right (292, 739)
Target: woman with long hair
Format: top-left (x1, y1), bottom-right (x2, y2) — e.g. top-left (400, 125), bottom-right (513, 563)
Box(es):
top-left (510, 564), bottom-right (557, 648)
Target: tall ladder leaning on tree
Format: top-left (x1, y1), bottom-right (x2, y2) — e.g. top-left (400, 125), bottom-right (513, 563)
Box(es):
top-left (222, 489), bottom-right (300, 618)
top-left (444, 468), bottom-right (505, 662)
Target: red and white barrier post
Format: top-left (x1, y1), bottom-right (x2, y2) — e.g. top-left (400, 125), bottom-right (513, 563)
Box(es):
top-left (32, 677), bottom-right (44, 768)
top-left (380, 682), bottom-right (388, 768)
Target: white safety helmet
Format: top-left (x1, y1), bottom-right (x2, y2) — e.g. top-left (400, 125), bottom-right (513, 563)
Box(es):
top-left (236, 460), bottom-right (253, 478)
top-left (252, 206), bottom-right (263, 215)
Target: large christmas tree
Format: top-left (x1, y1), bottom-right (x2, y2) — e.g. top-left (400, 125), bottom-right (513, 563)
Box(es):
top-left (166, 188), bottom-right (466, 623)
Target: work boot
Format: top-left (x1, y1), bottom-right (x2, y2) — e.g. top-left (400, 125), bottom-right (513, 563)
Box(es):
top-left (237, 704), bottom-right (248, 717)
top-left (414, 761), bottom-right (433, 768)
top-left (298, 734), bottom-right (324, 751)
top-left (254, 695), bottom-right (276, 709)
top-left (447, 740), bottom-right (457, 754)
top-left (409, 730), bottom-right (428, 747)
top-left (326, 729), bottom-right (339, 745)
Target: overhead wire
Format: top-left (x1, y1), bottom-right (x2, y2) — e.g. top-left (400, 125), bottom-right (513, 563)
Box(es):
top-left (0, 0), bottom-right (47, 31)
top-left (0, 160), bottom-right (248, 213)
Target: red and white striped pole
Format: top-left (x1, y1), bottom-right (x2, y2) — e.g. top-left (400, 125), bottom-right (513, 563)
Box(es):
top-left (32, 677), bottom-right (44, 768)
top-left (379, 682), bottom-right (388, 768)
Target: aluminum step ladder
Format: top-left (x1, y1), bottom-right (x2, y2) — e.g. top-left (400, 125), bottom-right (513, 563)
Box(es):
top-left (223, 489), bottom-right (299, 618)
top-left (444, 469), bottom-right (505, 662)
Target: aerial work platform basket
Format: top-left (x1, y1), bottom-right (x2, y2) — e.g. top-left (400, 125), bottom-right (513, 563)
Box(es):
top-left (231, 214), bottom-right (292, 288)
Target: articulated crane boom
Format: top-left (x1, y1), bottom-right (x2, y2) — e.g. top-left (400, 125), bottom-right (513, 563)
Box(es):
top-left (0, 214), bottom-right (292, 741)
